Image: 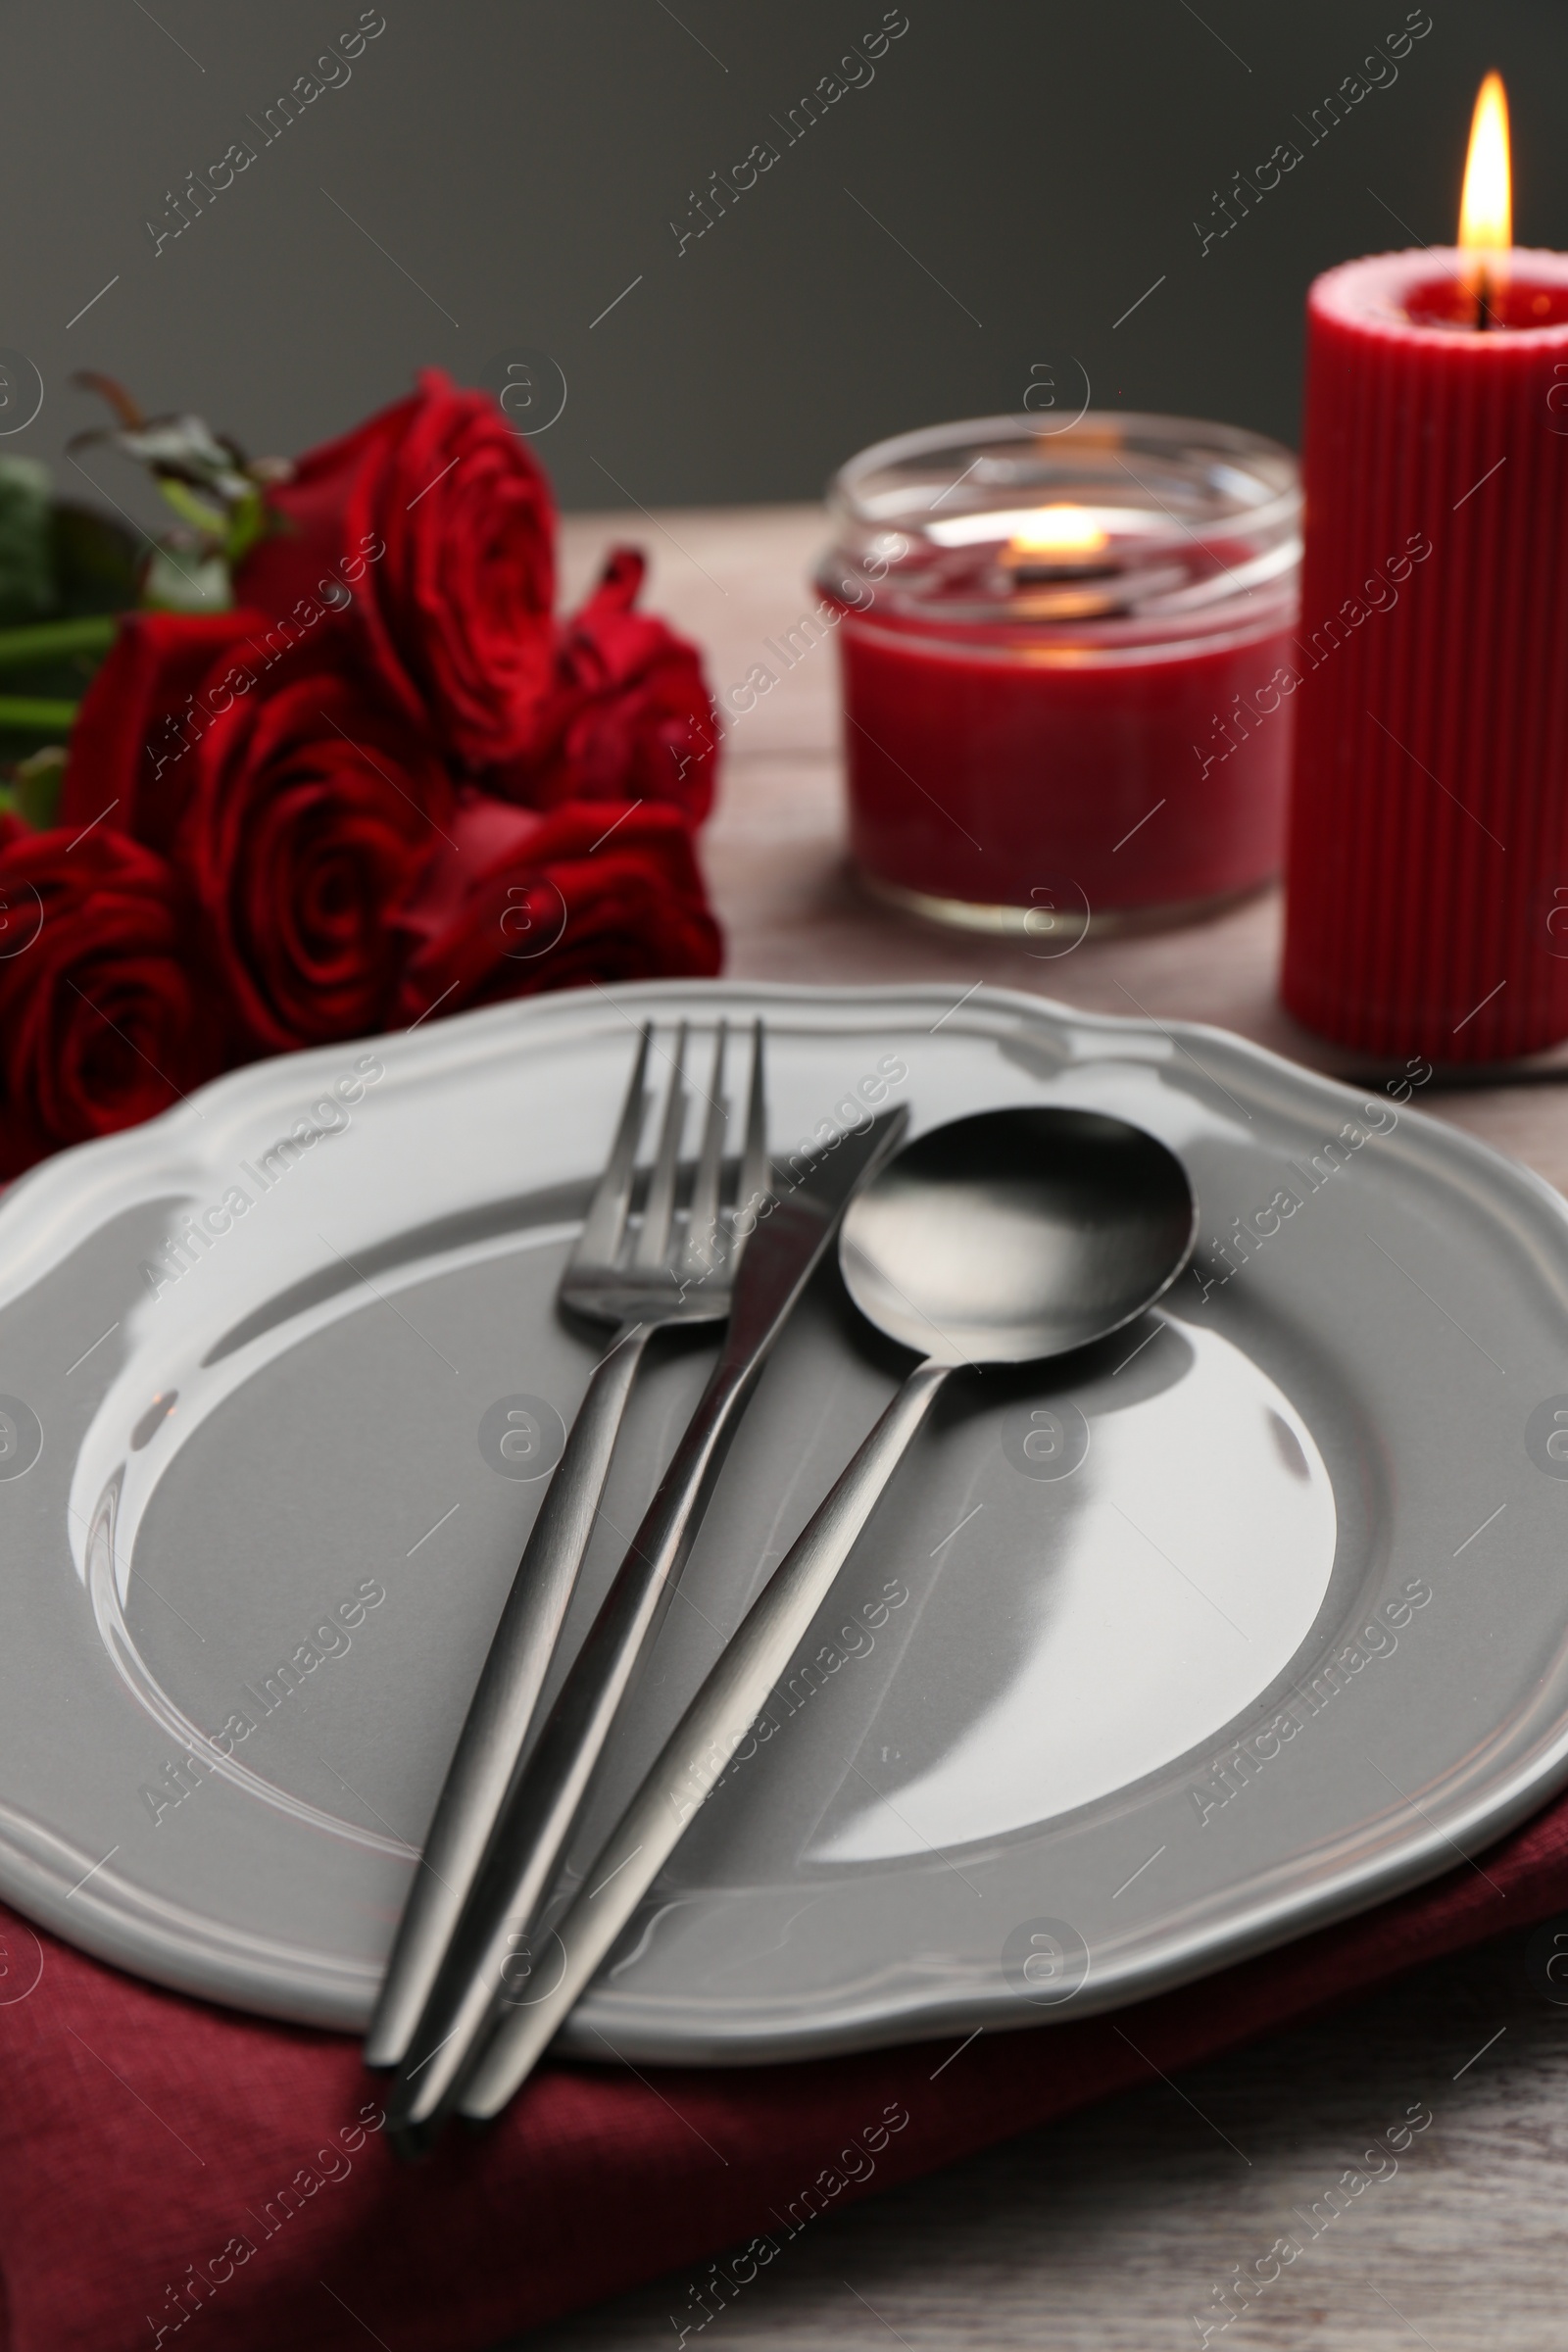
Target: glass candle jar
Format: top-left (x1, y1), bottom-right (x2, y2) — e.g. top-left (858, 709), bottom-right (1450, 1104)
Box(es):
top-left (819, 413), bottom-right (1302, 937)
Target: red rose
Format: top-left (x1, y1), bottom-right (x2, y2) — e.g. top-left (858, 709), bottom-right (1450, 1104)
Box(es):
top-left (43, 378), bottom-right (725, 1119)
top-left (496, 548), bottom-right (718, 823)
top-left (397, 789), bottom-right (721, 1018)
top-left (236, 368), bottom-right (556, 769)
top-left (60, 610), bottom-right (264, 854)
top-left (0, 827), bottom-right (222, 1178)
top-left (171, 643), bottom-right (456, 1054)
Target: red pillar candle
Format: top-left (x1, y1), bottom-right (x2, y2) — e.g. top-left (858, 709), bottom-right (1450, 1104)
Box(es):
top-left (819, 414), bottom-right (1300, 940)
top-left (1283, 77), bottom-right (1568, 1061)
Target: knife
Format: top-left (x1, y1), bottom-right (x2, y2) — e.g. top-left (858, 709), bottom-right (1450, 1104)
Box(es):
top-left (386, 1100), bottom-right (910, 2136)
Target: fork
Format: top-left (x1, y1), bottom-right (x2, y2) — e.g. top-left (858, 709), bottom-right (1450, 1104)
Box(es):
top-left (364, 1015), bottom-right (766, 2069)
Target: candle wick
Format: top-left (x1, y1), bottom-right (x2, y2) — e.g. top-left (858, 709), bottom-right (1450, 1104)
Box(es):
top-left (1476, 266), bottom-right (1495, 331)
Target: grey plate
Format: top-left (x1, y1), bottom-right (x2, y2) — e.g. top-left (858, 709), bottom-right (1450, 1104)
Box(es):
top-left (1, 981), bottom-right (1565, 2064)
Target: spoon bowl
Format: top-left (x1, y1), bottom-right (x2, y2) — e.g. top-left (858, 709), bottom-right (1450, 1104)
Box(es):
top-left (841, 1104), bottom-right (1198, 1365)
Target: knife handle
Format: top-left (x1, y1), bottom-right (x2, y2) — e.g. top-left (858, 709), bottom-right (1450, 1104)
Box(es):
top-left (455, 1356), bottom-right (953, 2118)
top-left (364, 1318), bottom-right (653, 2069)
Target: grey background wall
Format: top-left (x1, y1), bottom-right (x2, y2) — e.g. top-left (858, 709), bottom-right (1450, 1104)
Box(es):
top-left (0, 1), bottom-right (1562, 527)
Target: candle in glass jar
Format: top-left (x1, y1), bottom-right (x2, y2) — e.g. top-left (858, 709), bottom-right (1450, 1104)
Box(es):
top-left (1282, 74), bottom-right (1568, 1061)
top-left (819, 414), bottom-right (1301, 939)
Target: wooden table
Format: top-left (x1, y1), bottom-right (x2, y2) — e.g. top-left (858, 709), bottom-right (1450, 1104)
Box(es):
top-left (515, 511), bottom-right (1568, 2352)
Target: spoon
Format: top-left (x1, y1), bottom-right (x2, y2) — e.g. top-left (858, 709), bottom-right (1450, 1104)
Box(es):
top-left (453, 1102), bottom-right (1198, 2120)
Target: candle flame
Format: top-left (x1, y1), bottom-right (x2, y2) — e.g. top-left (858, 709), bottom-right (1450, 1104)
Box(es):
top-left (1458, 71), bottom-right (1511, 298)
top-left (1007, 505), bottom-right (1108, 560)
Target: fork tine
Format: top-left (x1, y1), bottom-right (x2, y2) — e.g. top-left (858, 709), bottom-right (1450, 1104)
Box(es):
top-left (571, 1023), bottom-right (652, 1271)
top-left (631, 1022), bottom-right (688, 1270)
top-left (733, 1020), bottom-right (770, 1245)
top-left (682, 1023), bottom-right (729, 1281)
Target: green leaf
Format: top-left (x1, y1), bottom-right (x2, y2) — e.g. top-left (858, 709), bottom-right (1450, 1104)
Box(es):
top-left (157, 477), bottom-right (230, 539)
top-left (50, 502), bottom-right (139, 617)
top-left (222, 484), bottom-right (271, 569)
top-left (12, 745), bottom-right (65, 828)
top-left (0, 458), bottom-right (56, 626)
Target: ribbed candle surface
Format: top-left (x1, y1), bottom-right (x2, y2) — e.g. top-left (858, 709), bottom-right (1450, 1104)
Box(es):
top-left (1282, 248), bottom-right (1568, 1061)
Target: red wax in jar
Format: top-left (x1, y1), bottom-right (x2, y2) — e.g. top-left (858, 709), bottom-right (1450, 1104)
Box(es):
top-left (821, 415), bottom-right (1301, 935)
top-left (834, 593), bottom-right (1299, 921)
top-left (1283, 249), bottom-right (1568, 1061)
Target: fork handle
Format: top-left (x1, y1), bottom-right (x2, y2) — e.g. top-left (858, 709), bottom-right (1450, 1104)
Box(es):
top-left (363, 1316), bottom-right (653, 2069)
top-left (456, 1357), bottom-right (953, 2116)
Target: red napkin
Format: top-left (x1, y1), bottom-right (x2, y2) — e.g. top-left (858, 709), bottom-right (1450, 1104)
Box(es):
top-left (3, 1790), bottom-right (1563, 2352)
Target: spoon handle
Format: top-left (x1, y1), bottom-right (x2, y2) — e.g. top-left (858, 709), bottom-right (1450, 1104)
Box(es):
top-left (455, 1355), bottom-right (952, 2119)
